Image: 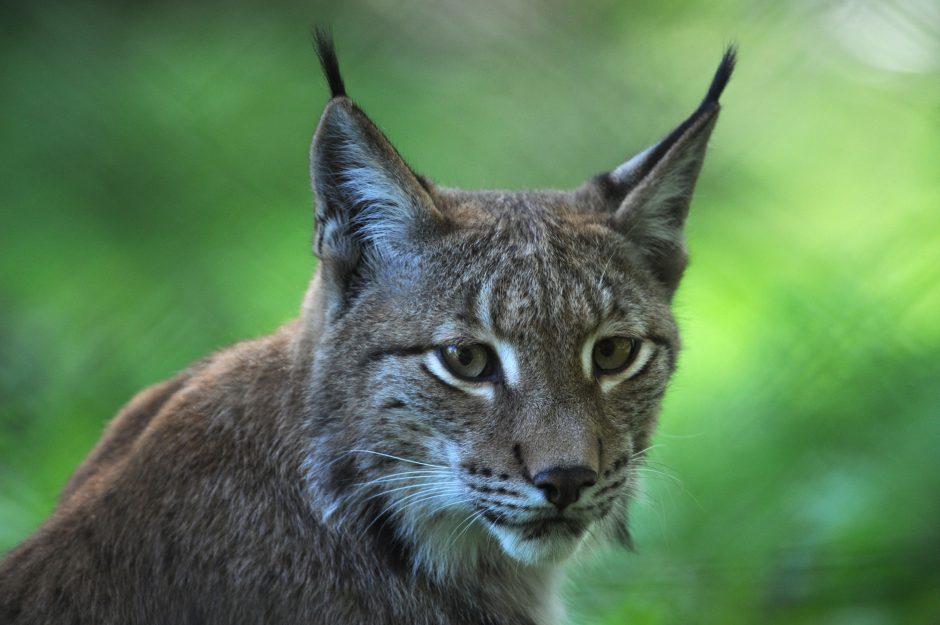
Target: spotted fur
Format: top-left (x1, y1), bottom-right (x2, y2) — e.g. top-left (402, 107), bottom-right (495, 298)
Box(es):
top-left (0, 36), bottom-right (734, 625)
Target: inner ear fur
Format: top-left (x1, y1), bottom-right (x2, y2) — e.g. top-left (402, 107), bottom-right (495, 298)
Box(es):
top-left (308, 30), bottom-right (447, 314)
top-left (311, 99), bottom-right (444, 261)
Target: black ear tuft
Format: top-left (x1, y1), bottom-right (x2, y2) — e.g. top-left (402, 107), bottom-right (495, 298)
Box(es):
top-left (582, 45), bottom-right (738, 295)
top-left (701, 45), bottom-right (737, 109)
top-left (603, 45), bottom-right (738, 191)
top-left (312, 27), bottom-right (346, 99)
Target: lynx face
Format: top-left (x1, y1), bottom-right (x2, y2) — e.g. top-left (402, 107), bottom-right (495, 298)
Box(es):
top-left (304, 34), bottom-right (733, 571)
top-left (311, 195), bottom-right (678, 566)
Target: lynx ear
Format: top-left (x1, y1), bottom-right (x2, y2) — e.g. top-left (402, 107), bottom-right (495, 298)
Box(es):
top-left (587, 47), bottom-right (735, 294)
top-left (310, 31), bottom-right (445, 306)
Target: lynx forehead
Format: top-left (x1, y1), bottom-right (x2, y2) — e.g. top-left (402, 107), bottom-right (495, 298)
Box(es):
top-left (0, 32), bottom-right (734, 625)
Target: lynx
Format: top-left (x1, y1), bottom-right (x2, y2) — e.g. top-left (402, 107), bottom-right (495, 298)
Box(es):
top-left (0, 33), bottom-right (734, 625)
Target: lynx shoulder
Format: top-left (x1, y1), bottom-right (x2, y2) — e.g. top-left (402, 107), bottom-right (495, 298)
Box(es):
top-left (0, 33), bottom-right (734, 625)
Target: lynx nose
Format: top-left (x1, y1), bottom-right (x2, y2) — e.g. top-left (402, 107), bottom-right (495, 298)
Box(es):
top-left (533, 466), bottom-right (597, 510)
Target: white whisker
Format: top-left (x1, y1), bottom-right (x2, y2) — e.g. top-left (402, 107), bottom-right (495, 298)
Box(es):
top-left (362, 486), bottom-right (460, 533)
top-left (347, 449), bottom-right (447, 468)
top-left (361, 481), bottom-right (456, 504)
top-left (451, 509), bottom-right (487, 546)
top-left (447, 509), bottom-right (483, 544)
top-left (630, 443), bottom-right (663, 459)
top-left (629, 466), bottom-right (682, 485)
top-left (353, 470), bottom-right (448, 488)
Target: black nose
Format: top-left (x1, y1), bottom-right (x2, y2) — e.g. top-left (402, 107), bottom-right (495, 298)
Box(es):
top-left (532, 466), bottom-right (597, 510)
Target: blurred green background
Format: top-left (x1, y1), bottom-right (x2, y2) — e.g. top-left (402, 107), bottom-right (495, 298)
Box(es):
top-left (2, 0), bottom-right (939, 622)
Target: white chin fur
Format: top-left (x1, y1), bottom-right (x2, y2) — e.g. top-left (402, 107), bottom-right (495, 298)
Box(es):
top-left (489, 525), bottom-right (586, 565)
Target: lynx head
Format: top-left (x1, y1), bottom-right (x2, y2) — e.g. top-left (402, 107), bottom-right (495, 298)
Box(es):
top-left (303, 31), bottom-right (734, 573)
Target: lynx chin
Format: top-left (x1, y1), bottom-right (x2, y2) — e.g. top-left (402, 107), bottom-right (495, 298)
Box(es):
top-left (0, 32), bottom-right (735, 625)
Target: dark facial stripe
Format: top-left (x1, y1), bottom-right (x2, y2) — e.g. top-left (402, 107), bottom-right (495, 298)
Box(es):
top-left (593, 476), bottom-right (627, 499)
top-left (477, 497), bottom-right (536, 512)
top-left (362, 345), bottom-right (434, 366)
top-left (466, 482), bottom-right (523, 498)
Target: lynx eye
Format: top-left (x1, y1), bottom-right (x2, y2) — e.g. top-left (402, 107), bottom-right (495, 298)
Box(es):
top-left (439, 344), bottom-right (496, 381)
top-left (592, 337), bottom-right (639, 374)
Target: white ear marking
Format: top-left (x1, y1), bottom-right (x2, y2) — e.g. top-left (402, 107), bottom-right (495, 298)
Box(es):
top-left (611, 144), bottom-right (654, 184)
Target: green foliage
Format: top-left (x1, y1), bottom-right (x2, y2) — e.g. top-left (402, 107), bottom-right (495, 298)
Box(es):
top-left (1, 1), bottom-right (938, 622)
